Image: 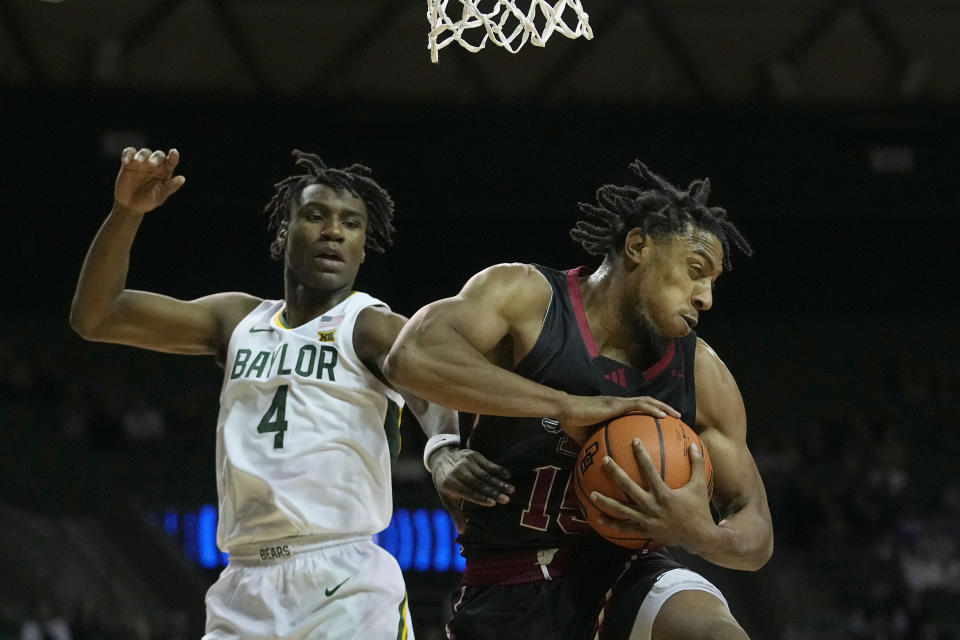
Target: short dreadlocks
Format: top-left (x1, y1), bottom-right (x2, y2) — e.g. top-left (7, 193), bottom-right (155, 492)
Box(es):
top-left (570, 160), bottom-right (752, 270)
top-left (264, 150), bottom-right (396, 260)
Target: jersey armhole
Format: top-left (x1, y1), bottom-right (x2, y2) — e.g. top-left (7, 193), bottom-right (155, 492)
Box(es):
top-left (527, 264), bottom-right (556, 338)
top-left (513, 267), bottom-right (558, 374)
top-left (224, 299), bottom-right (282, 354)
top-left (347, 300), bottom-right (404, 405)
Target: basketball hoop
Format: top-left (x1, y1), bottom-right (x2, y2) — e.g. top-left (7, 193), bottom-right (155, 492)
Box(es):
top-left (427, 0), bottom-right (593, 63)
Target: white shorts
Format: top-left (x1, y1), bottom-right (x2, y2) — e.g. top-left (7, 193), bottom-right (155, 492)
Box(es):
top-left (629, 568), bottom-right (729, 640)
top-left (204, 535), bottom-right (414, 640)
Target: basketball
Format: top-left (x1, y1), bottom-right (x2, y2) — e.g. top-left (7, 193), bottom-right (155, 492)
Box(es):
top-left (573, 412), bottom-right (713, 549)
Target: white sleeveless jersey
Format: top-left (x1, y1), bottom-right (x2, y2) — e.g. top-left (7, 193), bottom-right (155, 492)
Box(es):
top-left (215, 293), bottom-right (404, 551)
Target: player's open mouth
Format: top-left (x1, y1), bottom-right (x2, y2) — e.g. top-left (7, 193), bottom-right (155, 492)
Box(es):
top-left (315, 250), bottom-right (344, 263)
top-left (682, 315), bottom-right (698, 329)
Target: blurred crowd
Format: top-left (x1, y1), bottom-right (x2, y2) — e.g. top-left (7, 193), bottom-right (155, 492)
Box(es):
top-left (753, 351), bottom-right (960, 639)
top-left (0, 339), bottom-right (210, 448)
top-left (0, 598), bottom-right (188, 640)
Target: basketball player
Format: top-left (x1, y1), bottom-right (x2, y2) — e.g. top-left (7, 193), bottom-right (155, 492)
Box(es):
top-left (70, 147), bottom-right (508, 639)
top-left (384, 160), bottom-right (774, 639)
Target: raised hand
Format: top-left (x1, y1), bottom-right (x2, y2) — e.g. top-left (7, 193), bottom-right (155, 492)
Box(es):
top-left (114, 147), bottom-right (186, 215)
top-left (429, 447), bottom-right (515, 533)
top-left (589, 440), bottom-right (716, 552)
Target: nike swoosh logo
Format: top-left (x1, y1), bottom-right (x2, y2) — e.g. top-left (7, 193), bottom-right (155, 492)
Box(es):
top-left (325, 576), bottom-right (351, 597)
top-left (249, 327), bottom-right (273, 333)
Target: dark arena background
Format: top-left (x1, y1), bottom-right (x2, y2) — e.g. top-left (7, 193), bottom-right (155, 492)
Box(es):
top-left (2, 1), bottom-right (959, 638)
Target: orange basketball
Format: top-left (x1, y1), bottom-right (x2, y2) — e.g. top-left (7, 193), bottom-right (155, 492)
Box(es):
top-left (573, 412), bottom-right (713, 549)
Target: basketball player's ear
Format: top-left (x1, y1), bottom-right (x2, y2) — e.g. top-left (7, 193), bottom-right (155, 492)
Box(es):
top-left (623, 228), bottom-right (648, 266)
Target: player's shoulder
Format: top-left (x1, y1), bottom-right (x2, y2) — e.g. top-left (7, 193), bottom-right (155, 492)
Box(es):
top-left (463, 262), bottom-right (551, 297)
top-left (195, 291), bottom-right (264, 331)
top-left (353, 296), bottom-right (407, 357)
top-left (347, 290), bottom-right (402, 323)
top-left (353, 302), bottom-right (415, 374)
top-left (196, 291), bottom-right (263, 308)
top-left (355, 302), bottom-right (405, 330)
top-left (197, 292), bottom-right (264, 364)
top-left (344, 289), bottom-right (386, 308)
top-left (694, 337), bottom-right (729, 379)
top-left (694, 336), bottom-right (719, 360)
top-left (693, 337), bottom-right (744, 417)
top-left (462, 263), bottom-right (553, 321)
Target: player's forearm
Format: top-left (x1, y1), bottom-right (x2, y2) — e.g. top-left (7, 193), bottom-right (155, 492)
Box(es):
top-left (693, 503), bottom-right (774, 571)
top-left (70, 205), bottom-right (144, 338)
top-left (404, 395), bottom-right (459, 439)
top-left (385, 333), bottom-right (570, 421)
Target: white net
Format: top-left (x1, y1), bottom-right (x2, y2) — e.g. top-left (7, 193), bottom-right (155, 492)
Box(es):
top-left (427, 0), bottom-right (593, 63)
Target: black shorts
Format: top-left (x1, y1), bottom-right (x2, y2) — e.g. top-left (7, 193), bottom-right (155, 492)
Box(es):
top-left (446, 545), bottom-right (685, 640)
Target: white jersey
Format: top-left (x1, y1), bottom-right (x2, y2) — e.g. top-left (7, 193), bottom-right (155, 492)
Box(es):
top-left (215, 293), bottom-right (404, 551)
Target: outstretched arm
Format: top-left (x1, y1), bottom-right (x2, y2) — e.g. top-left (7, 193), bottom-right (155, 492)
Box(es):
top-left (384, 264), bottom-right (680, 443)
top-left (355, 305), bottom-right (515, 525)
top-left (591, 338), bottom-right (774, 571)
top-left (70, 147), bottom-right (259, 356)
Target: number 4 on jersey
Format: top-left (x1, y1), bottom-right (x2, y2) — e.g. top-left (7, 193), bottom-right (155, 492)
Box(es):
top-left (257, 385), bottom-right (289, 448)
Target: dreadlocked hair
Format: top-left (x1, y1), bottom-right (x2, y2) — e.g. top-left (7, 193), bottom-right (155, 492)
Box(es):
top-left (570, 160), bottom-right (752, 270)
top-left (264, 149), bottom-right (396, 260)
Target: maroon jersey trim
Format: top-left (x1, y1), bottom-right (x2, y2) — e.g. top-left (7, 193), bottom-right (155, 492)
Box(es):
top-left (642, 339), bottom-right (676, 381)
top-left (566, 267), bottom-right (678, 382)
top-left (566, 267), bottom-right (600, 358)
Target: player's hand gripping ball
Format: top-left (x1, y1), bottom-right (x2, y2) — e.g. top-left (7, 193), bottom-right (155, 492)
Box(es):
top-left (573, 412), bottom-right (713, 549)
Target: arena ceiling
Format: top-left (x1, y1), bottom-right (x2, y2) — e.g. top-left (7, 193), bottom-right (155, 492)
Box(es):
top-left (1, 0), bottom-right (959, 105)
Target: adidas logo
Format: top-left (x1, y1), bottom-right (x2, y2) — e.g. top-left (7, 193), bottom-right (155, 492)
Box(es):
top-left (604, 368), bottom-right (627, 388)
